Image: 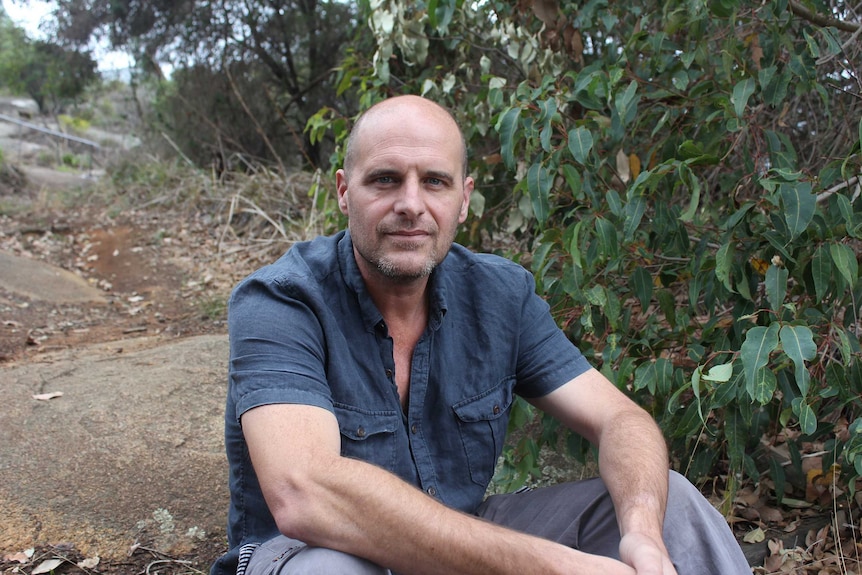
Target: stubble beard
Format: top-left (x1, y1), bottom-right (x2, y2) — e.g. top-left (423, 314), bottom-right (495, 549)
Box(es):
top-left (369, 238), bottom-right (440, 283)
top-left (359, 223), bottom-right (460, 283)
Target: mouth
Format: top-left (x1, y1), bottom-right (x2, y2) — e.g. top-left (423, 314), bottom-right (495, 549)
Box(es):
top-left (382, 229), bottom-right (433, 251)
top-left (381, 226), bottom-right (433, 238)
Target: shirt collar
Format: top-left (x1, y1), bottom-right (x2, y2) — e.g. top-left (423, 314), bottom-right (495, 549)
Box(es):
top-left (338, 230), bottom-right (448, 332)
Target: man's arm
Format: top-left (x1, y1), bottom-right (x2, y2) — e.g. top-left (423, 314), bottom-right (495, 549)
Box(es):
top-left (529, 367), bottom-right (678, 575)
top-left (242, 402), bottom-right (638, 575)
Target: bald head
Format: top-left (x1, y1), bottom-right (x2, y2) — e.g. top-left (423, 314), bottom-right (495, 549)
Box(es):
top-left (343, 96), bottom-right (468, 179)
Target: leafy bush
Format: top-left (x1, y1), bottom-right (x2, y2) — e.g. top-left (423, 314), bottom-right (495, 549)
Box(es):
top-left (0, 24), bottom-right (97, 114)
top-left (311, 0), bottom-right (862, 503)
top-left (58, 114), bottom-right (92, 134)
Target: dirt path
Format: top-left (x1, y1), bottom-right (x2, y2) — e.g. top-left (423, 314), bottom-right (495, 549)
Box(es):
top-left (0, 103), bottom-right (241, 574)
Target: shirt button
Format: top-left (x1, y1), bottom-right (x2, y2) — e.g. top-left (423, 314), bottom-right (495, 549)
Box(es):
top-left (357, 427), bottom-right (366, 438)
top-left (385, 369), bottom-right (393, 378)
top-left (411, 424), bottom-right (418, 434)
top-left (427, 486), bottom-right (437, 497)
top-left (493, 405), bottom-right (501, 415)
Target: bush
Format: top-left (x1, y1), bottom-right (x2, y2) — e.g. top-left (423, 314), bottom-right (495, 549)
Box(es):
top-left (312, 0), bottom-right (862, 503)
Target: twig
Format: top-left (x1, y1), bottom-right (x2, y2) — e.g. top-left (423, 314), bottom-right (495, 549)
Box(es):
top-left (816, 23), bottom-right (862, 65)
top-left (223, 64), bottom-right (287, 177)
top-left (816, 175), bottom-right (861, 203)
top-left (218, 192), bottom-right (240, 256)
top-left (789, 0), bottom-right (860, 33)
top-left (145, 558), bottom-right (203, 575)
top-left (161, 132), bottom-right (196, 168)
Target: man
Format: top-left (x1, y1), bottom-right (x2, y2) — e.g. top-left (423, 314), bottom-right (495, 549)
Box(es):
top-left (212, 95), bottom-right (751, 575)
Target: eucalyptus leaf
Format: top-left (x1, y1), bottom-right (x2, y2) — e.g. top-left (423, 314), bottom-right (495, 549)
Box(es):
top-left (630, 266), bottom-right (653, 310)
top-left (527, 162), bottom-right (553, 226)
top-left (731, 77), bottom-right (756, 119)
top-left (810, 245), bottom-right (832, 302)
top-left (836, 328), bottom-right (853, 367)
top-left (765, 265), bottom-right (788, 312)
top-left (567, 127), bottom-right (594, 164)
top-left (779, 181), bottom-right (815, 240)
top-left (750, 367), bottom-right (777, 405)
top-left (715, 242), bottom-right (734, 293)
top-left (780, 325), bottom-right (816, 397)
top-left (595, 217), bottom-right (619, 261)
top-left (791, 397), bottom-right (817, 435)
top-left (830, 243), bottom-right (858, 287)
top-left (623, 195), bottom-right (646, 240)
top-left (702, 361), bottom-right (734, 383)
top-left (741, 323), bottom-right (780, 396)
top-left (497, 107), bottom-right (521, 170)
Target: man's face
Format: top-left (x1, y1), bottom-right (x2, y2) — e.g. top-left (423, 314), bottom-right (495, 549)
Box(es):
top-left (336, 98), bottom-right (472, 284)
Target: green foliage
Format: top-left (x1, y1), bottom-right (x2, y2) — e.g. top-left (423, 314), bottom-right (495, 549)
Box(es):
top-left (0, 17), bottom-right (98, 113)
top-left (49, 0), bottom-right (359, 168)
top-left (313, 0), bottom-right (862, 501)
top-left (58, 114), bottom-right (92, 134)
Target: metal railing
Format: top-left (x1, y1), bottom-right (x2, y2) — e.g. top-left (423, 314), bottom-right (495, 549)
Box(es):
top-left (0, 112), bottom-right (102, 149)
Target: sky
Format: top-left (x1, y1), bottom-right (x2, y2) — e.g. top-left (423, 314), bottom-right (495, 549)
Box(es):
top-left (2, 0), bottom-right (133, 72)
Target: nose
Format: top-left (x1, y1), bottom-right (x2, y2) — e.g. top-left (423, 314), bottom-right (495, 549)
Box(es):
top-left (393, 175), bottom-right (425, 218)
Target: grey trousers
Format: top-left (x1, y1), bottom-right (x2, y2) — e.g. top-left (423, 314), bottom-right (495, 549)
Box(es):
top-left (244, 471), bottom-right (751, 575)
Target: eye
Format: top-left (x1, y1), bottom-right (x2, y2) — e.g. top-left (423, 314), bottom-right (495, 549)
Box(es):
top-left (426, 177), bottom-right (443, 186)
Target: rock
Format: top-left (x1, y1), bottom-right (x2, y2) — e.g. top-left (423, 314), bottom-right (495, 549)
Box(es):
top-left (0, 335), bottom-right (230, 560)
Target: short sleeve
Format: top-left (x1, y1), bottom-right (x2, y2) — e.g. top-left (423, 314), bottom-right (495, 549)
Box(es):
top-left (513, 270), bottom-right (592, 398)
top-left (227, 273), bottom-right (334, 422)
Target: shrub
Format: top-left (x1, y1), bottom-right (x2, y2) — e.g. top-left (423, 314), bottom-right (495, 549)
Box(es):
top-left (310, 0), bottom-right (862, 503)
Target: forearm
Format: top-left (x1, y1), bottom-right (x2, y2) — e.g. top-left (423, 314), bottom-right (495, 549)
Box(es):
top-left (269, 453), bottom-right (632, 575)
top-left (528, 370), bottom-right (673, 556)
top-left (597, 406), bottom-right (670, 541)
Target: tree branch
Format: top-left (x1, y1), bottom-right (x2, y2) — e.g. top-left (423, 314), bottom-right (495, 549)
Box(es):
top-left (816, 175), bottom-right (861, 203)
top-left (789, 1), bottom-right (860, 33)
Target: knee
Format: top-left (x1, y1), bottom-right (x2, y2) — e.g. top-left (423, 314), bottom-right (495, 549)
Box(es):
top-left (665, 470), bottom-right (727, 526)
top-left (288, 546), bottom-right (390, 575)
top-left (667, 470), bottom-right (701, 502)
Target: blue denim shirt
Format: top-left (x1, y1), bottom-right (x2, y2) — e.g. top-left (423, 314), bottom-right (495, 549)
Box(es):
top-left (212, 231), bottom-right (591, 574)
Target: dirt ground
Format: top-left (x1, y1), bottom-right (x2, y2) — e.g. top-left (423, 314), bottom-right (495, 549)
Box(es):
top-left (0, 206), bottom-right (230, 365)
top-left (0, 101), bottom-right (246, 574)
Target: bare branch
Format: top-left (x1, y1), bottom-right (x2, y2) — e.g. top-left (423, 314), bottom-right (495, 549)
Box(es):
top-left (789, 1), bottom-right (860, 33)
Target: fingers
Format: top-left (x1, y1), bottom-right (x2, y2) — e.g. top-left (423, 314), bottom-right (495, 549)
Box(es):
top-left (618, 532), bottom-right (679, 575)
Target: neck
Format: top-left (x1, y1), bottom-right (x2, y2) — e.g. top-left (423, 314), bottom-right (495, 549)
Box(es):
top-left (356, 258), bottom-right (430, 326)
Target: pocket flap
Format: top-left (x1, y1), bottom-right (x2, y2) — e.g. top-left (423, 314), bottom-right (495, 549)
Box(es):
top-left (452, 382), bottom-right (513, 423)
top-left (334, 404), bottom-right (400, 441)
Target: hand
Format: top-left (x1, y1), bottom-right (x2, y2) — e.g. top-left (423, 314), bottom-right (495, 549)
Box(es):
top-left (618, 532), bottom-right (678, 575)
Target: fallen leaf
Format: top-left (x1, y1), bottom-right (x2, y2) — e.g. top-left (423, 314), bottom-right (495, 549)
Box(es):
top-left (744, 527), bottom-right (766, 543)
top-left (3, 550), bottom-right (31, 563)
top-left (758, 505), bottom-right (784, 523)
top-left (77, 556), bottom-right (100, 569)
top-left (32, 558), bottom-right (63, 574)
top-left (781, 497), bottom-right (813, 509)
top-left (32, 391), bottom-right (64, 401)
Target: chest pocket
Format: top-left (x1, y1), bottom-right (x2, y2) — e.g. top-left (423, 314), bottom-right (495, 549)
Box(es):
top-left (452, 379), bottom-right (514, 487)
top-left (334, 403), bottom-right (400, 471)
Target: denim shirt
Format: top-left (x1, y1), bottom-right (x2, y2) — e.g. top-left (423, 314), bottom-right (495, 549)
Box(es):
top-left (212, 231), bottom-right (591, 574)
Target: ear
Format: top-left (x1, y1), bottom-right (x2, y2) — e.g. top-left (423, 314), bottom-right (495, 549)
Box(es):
top-left (458, 176), bottom-right (474, 223)
top-left (335, 169), bottom-right (349, 215)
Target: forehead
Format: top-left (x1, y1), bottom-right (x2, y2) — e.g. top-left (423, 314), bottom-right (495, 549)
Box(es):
top-left (351, 104), bottom-right (463, 174)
